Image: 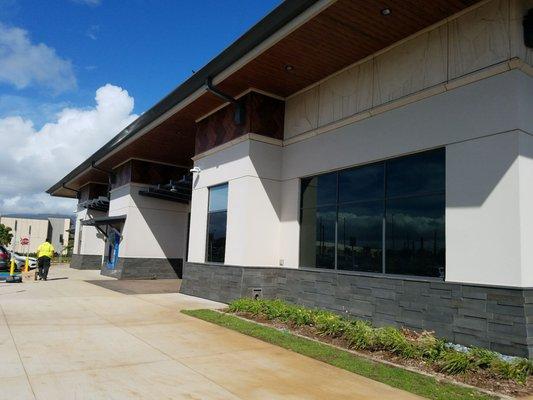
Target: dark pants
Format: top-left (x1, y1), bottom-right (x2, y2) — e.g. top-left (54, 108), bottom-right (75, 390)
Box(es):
top-left (37, 257), bottom-right (51, 280)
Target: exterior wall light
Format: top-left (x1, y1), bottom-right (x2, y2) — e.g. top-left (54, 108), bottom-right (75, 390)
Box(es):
top-left (190, 166), bottom-right (201, 174)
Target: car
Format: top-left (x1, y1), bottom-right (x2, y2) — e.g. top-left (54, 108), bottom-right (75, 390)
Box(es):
top-left (0, 245), bottom-right (10, 271)
top-left (10, 252), bottom-right (37, 271)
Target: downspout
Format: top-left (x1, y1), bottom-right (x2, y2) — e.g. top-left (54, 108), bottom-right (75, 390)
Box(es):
top-left (205, 77), bottom-right (246, 125)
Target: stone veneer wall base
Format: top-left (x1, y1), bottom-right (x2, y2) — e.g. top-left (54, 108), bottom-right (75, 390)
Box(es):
top-left (70, 254), bottom-right (102, 270)
top-left (100, 258), bottom-right (183, 279)
top-left (181, 262), bottom-right (533, 359)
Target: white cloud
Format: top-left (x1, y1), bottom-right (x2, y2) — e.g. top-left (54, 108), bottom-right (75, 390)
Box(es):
top-left (0, 23), bottom-right (77, 93)
top-left (0, 84), bottom-right (138, 215)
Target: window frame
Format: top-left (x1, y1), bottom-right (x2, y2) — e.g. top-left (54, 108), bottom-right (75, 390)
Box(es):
top-left (298, 148), bottom-right (445, 279)
top-left (205, 183), bottom-right (229, 264)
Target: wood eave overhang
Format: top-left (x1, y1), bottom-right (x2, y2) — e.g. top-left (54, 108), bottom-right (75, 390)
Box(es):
top-left (47, 0), bottom-right (480, 198)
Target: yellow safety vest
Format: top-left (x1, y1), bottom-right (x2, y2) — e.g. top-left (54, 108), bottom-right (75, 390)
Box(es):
top-left (37, 242), bottom-right (55, 259)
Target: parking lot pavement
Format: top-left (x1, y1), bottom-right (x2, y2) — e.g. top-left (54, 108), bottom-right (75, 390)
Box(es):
top-left (0, 264), bottom-right (422, 400)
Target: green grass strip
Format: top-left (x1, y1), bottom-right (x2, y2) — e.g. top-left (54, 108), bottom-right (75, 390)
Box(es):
top-left (182, 309), bottom-right (497, 400)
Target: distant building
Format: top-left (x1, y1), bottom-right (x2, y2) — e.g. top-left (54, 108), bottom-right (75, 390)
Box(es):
top-left (0, 216), bottom-right (70, 255)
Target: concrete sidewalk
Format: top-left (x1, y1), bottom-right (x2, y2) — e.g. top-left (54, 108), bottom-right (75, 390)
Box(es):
top-left (0, 265), bottom-right (422, 400)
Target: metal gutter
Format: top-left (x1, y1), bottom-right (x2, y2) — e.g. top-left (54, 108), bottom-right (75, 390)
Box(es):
top-left (46, 0), bottom-right (321, 196)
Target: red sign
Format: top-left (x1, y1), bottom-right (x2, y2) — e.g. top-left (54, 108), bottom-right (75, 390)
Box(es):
top-left (20, 237), bottom-right (29, 245)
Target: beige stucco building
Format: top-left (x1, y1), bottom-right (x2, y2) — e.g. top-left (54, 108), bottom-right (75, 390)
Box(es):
top-left (47, 0), bottom-right (533, 357)
top-left (0, 216), bottom-right (71, 255)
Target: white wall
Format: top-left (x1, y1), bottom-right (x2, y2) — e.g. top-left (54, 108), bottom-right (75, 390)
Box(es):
top-left (447, 130), bottom-right (533, 287)
top-left (109, 183), bottom-right (189, 259)
top-left (518, 133), bottom-right (533, 287)
top-left (446, 132), bottom-right (522, 286)
top-left (188, 139), bottom-right (282, 266)
top-left (188, 186), bottom-right (208, 263)
top-left (74, 208), bottom-right (106, 257)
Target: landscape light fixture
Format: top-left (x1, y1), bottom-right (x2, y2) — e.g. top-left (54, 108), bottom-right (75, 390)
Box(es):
top-left (381, 8), bottom-right (391, 16)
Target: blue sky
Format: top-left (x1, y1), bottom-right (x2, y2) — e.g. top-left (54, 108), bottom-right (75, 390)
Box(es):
top-left (0, 0), bottom-right (281, 215)
top-left (1, 0), bottom-right (281, 121)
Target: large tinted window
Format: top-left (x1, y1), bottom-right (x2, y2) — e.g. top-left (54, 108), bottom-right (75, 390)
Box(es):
top-left (300, 206), bottom-right (336, 269)
top-left (301, 172), bottom-right (337, 209)
top-left (299, 149), bottom-right (445, 278)
top-left (386, 150), bottom-right (445, 198)
top-left (386, 195), bottom-right (445, 277)
top-left (338, 163), bottom-right (384, 203)
top-left (337, 201), bottom-right (383, 272)
top-left (207, 183), bottom-right (228, 263)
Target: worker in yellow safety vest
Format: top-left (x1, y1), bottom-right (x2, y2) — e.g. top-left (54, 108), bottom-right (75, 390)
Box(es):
top-left (36, 238), bottom-right (54, 281)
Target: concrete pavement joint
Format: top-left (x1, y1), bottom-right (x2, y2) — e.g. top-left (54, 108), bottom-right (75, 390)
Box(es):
top-left (0, 303), bottom-right (38, 400)
top-left (70, 286), bottom-right (246, 400)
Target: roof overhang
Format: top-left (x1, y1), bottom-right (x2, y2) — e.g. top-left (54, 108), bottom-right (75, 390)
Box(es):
top-left (47, 0), bottom-right (480, 198)
top-left (47, 0), bottom-right (323, 198)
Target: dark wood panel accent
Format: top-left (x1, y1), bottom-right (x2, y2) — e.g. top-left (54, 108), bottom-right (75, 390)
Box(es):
top-left (112, 161), bottom-right (133, 189)
top-left (195, 101), bottom-right (250, 155)
top-left (79, 183), bottom-right (108, 202)
top-left (249, 92), bottom-right (284, 140)
top-left (195, 91), bottom-right (284, 154)
top-left (130, 160), bottom-right (188, 185)
top-left (110, 160), bottom-right (188, 189)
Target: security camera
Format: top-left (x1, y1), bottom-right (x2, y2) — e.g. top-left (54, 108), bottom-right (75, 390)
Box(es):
top-left (189, 166), bottom-right (201, 174)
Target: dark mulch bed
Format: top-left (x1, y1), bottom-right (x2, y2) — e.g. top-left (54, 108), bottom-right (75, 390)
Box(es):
top-left (233, 311), bottom-right (532, 398)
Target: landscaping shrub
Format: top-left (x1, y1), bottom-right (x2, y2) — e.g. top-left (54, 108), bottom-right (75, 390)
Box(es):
top-left (416, 332), bottom-right (446, 361)
top-left (288, 306), bottom-right (314, 326)
top-left (345, 320), bottom-right (376, 350)
top-left (469, 347), bottom-right (498, 369)
top-left (439, 351), bottom-right (476, 374)
top-left (312, 310), bottom-right (348, 337)
top-left (494, 358), bottom-right (533, 383)
top-left (227, 298), bottom-right (532, 383)
top-left (375, 326), bottom-right (420, 358)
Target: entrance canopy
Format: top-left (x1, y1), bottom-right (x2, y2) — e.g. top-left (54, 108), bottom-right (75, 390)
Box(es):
top-left (81, 215), bottom-right (126, 227)
top-left (81, 215), bottom-right (126, 239)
